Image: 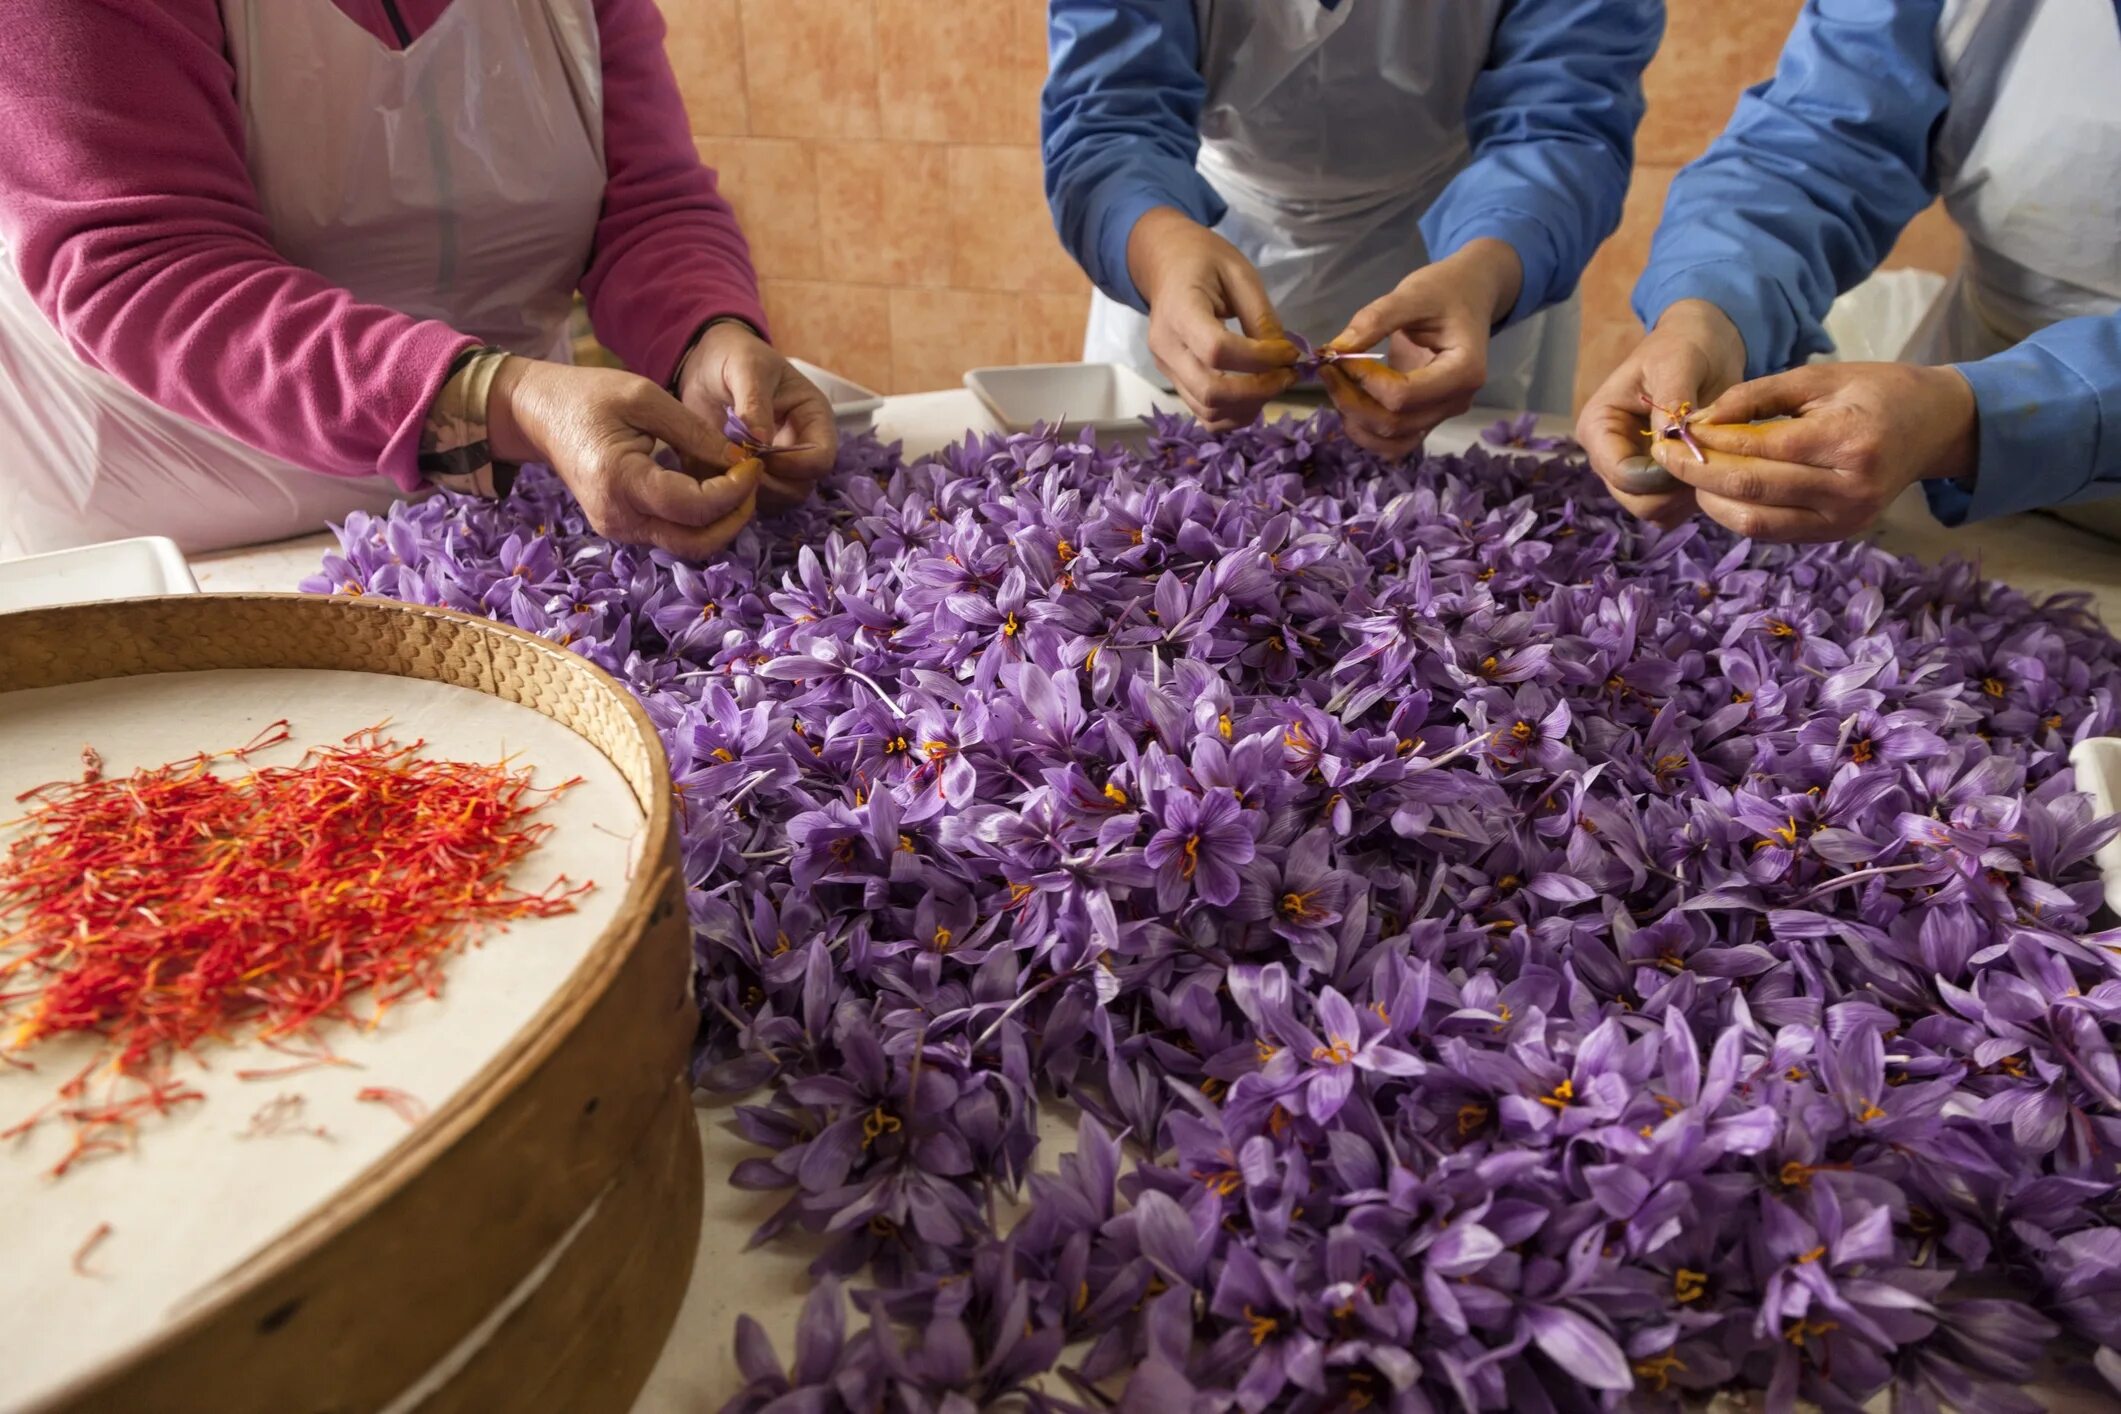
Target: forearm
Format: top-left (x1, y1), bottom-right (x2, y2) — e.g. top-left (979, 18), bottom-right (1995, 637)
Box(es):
top-left (0, 0), bottom-right (475, 488)
top-left (1420, 0), bottom-right (1660, 327)
top-left (1925, 313), bottom-right (2121, 525)
top-left (579, 0), bottom-right (769, 385)
top-left (1041, 0), bottom-right (1222, 310)
top-left (1631, 0), bottom-right (1946, 376)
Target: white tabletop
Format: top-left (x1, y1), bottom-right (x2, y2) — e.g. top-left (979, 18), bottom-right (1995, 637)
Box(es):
top-left (146, 388), bottom-right (2121, 1411)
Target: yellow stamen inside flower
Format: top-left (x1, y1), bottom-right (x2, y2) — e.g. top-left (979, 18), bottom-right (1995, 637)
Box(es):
top-left (1001, 612), bottom-right (1019, 637)
top-left (1510, 720), bottom-right (1535, 743)
top-left (1797, 1245), bottom-right (1827, 1265)
top-left (1279, 888), bottom-right (1322, 922)
top-left (1674, 1269), bottom-right (1708, 1303)
top-left (1057, 539), bottom-right (1077, 564)
top-left (1102, 781), bottom-right (1129, 807)
top-left (711, 747), bottom-right (735, 762)
top-left (1312, 1038), bottom-right (1356, 1066)
top-left (897, 833), bottom-right (915, 853)
top-left (1180, 834), bottom-right (1201, 880)
top-left (1245, 1307), bottom-right (1277, 1347)
top-left (1983, 676), bottom-right (2007, 698)
top-left (1785, 1318), bottom-right (1838, 1348)
top-left (924, 740), bottom-right (952, 760)
top-left (1456, 1103), bottom-right (1489, 1136)
top-left (1855, 1098), bottom-right (1886, 1123)
top-left (1633, 1352), bottom-right (1685, 1393)
top-left (1538, 1078), bottom-right (1574, 1110)
top-left (1849, 738), bottom-right (1875, 765)
top-left (933, 927), bottom-right (952, 952)
top-left (1218, 713), bottom-right (1234, 740)
top-left (1196, 1167), bottom-right (1242, 1197)
top-left (861, 1106), bottom-right (902, 1147)
top-left (1767, 618), bottom-right (1796, 638)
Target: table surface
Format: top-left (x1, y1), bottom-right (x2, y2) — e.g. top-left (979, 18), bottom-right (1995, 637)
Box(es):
top-left (180, 388), bottom-right (2121, 1412)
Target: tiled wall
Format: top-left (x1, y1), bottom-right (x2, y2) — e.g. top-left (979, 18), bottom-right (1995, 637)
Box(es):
top-left (662, 0), bottom-right (1089, 398)
top-left (657, 0), bottom-right (1962, 407)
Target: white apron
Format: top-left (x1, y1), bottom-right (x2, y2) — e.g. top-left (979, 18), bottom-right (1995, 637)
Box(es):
top-left (0, 0), bottom-right (607, 558)
top-left (1081, 0), bottom-right (1581, 416)
top-left (1904, 0), bottom-right (2121, 370)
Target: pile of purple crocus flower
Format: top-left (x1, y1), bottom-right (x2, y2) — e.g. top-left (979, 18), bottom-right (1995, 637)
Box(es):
top-left (309, 414), bottom-right (2121, 1412)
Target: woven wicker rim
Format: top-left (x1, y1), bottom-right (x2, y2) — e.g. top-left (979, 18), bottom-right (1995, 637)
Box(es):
top-left (0, 592), bottom-right (676, 1407)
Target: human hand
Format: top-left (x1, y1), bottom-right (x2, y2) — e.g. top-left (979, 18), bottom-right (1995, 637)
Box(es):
top-left (676, 319), bottom-right (838, 512)
top-left (1648, 360), bottom-right (1978, 543)
top-left (1127, 207), bottom-right (1299, 429)
top-left (1319, 238), bottom-right (1523, 459)
top-left (488, 358), bottom-right (761, 559)
top-left (1576, 299), bottom-right (1748, 526)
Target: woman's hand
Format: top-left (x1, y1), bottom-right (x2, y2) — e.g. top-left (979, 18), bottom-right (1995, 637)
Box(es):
top-left (1128, 207), bottom-right (1299, 430)
top-left (676, 320), bottom-right (837, 512)
top-left (487, 358), bottom-right (761, 560)
top-left (1319, 238), bottom-right (1524, 459)
top-left (1648, 361), bottom-right (1979, 543)
top-left (1576, 299), bottom-right (1749, 525)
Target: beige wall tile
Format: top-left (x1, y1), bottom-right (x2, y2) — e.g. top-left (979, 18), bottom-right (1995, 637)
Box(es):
top-left (1638, 0), bottom-right (1804, 166)
top-left (891, 289), bottom-right (1021, 394)
top-left (659, 0), bottom-right (748, 136)
top-left (814, 142), bottom-right (953, 288)
top-left (763, 280), bottom-right (895, 396)
top-left (1885, 201), bottom-right (1964, 275)
top-left (1018, 292), bottom-right (1092, 365)
top-left (693, 137), bottom-right (822, 281)
top-left (875, 0), bottom-right (1044, 145)
top-left (738, 0), bottom-right (881, 140)
top-left (1572, 164), bottom-right (1677, 410)
top-left (947, 145), bottom-right (1087, 294)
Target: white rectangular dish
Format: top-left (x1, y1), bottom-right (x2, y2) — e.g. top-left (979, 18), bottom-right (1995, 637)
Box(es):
top-left (963, 362), bottom-right (1181, 443)
top-left (787, 358), bottom-right (884, 437)
top-left (0, 535), bottom-right (197, 613)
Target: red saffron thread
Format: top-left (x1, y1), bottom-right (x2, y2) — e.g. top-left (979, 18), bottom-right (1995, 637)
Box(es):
top-left (0, 722), bottom-right (587, 1176)
top-left (355, 1086), bottom-right (428, 1126)
top-left (72, 1221), bottom-right (113, 1277)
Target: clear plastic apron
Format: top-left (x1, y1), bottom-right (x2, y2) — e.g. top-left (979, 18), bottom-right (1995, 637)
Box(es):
top-left (0, 0), bottom-right (606, 557)
top-left (1080, 0), bottom-right (1581, 416)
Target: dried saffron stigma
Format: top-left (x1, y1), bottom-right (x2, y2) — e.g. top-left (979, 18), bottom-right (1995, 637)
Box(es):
top-left (356, 1086), bottom-right (429, 1127)
top-left (71, 1221), bottom-right (112, 1278)
top-left (0, 721), bottom-right (587, 1175)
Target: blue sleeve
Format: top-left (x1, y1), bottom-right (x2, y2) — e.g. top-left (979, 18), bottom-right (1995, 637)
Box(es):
top-left (1923, 313), bottom-right (2121, 525)
top-left (1041, 0), bottom-right (1224, 312)
top-left (1420, 0), bottom-right (1662, 328)
top-left (1631, 0), bottom-right (1949, 377)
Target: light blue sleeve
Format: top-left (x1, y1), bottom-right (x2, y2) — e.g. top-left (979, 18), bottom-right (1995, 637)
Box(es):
top-left (1040, 0), bottom-right (1224, 312)
top-left (1925, 313), bottom-right (2121, 525)
top-left (1420, 0), bottom-right (1663, 328)
top-left (1630, 0), bottom-right (1949, 377)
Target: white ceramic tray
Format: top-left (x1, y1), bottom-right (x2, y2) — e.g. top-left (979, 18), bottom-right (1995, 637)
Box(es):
top-left (0, 536), bottom-right (197, 614)
top-left (2070, 737), bottom-right (2121, 916)
top-left (787, 358), bottom-right (883, 437)
top-left (963, 362), bottom-right (1181, 442)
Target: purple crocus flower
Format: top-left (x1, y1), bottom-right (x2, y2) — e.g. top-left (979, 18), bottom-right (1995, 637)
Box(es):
top-left (1143, 789), bottom-right (1260, 910)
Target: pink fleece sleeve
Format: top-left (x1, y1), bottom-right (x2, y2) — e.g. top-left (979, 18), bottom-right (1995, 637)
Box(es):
top-left (0, 1), bottom-right (475, 491)
top-left (581, 0), bottom-right (771, 385)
